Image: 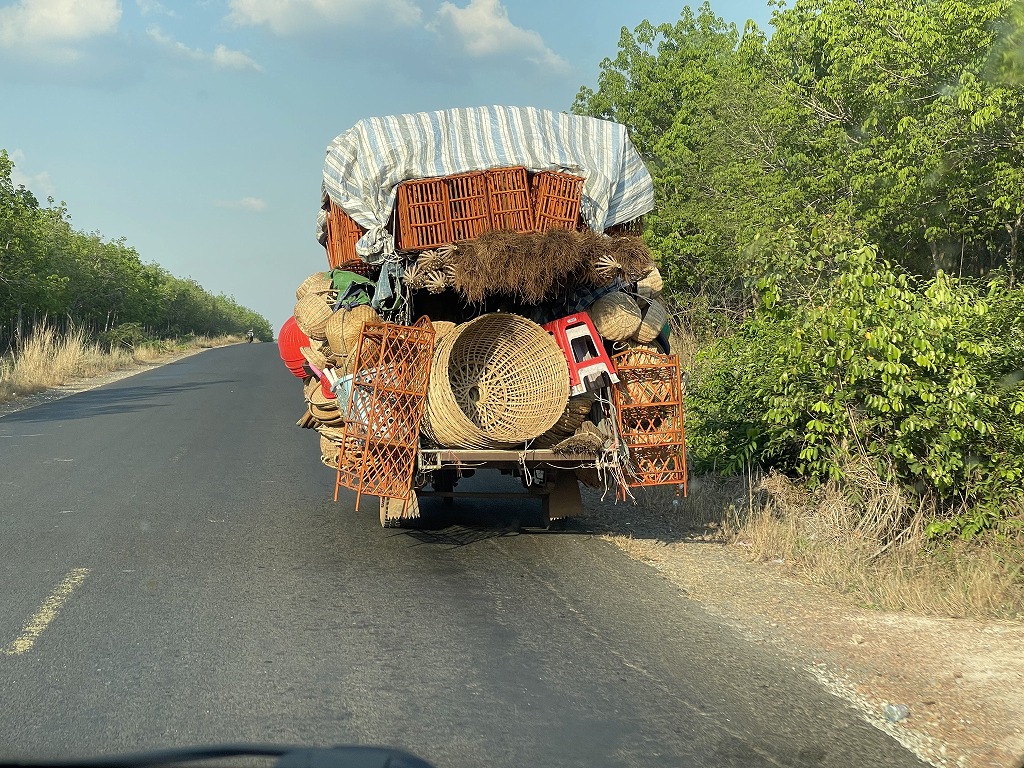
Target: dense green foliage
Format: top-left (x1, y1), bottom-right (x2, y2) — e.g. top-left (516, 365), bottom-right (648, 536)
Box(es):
top-left (575, 0), bottom-right (1024, 537)
top-left (0, 150), bottom-right (271, 345)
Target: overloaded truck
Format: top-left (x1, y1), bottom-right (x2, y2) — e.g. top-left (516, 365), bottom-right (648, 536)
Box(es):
top-left (277, 106), bottom-right (688, 527)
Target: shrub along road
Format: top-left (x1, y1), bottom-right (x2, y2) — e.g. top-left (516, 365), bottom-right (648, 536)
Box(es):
top-left (0, 344), bottom-right (925, 767)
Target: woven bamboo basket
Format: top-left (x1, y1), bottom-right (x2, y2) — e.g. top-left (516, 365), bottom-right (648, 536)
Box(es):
top-left (636, 266), bottom-right (664, 298)
top-left (319, 435), bottom-right (340, 468)
top-left (308, 379), bottom-right (337, 409)
top-left (431, 320), bottom-right (456, 343)
top-left (635, 298), bottom-right (668, 343)
top-left (294, 293), bottom-right (334, 340)
top-left (423, 313), bottom-right (569, 449)
top-left (303, 376), bottom-right (318, 401)
top-left (342, 305), bottom-right (381, 351)
top-left (295, 272), bottom-right (333, 300)
top-left (323, 309), bottom-right (348, 357)
top-left (300, 345), bottom-right (328, 371)
top-left (589, 291), bottom-right (642, 342)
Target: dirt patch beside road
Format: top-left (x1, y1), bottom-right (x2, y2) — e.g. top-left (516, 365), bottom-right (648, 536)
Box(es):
top-left (582, 490), bottom-right (1024, 768)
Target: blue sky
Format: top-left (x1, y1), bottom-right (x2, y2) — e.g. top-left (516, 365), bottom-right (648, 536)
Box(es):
top-left (0, 0), bottom-right (773, 331)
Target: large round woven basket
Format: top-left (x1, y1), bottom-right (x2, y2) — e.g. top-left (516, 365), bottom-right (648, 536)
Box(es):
top-left (589, 291), bottom-right (642, 342)
top-left (296, 271), bottom-right (333, 300)
top-left (423, 313), bottom-right (569, 449)
top-left (294, 293), bottom-right (334, 340)
top-left (635, 298), bottom-right (668, 343)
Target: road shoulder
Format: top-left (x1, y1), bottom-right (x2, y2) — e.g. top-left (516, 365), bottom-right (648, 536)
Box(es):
top-left (582, 492), bottom-right (1024, 768)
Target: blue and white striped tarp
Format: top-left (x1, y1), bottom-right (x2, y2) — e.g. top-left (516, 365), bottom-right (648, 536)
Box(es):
top-left (320, 105), bottom-right (654, 262)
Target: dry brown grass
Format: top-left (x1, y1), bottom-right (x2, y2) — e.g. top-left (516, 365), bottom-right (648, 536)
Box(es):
top-left (0, 327), bottom-right (244, 403)
top-left (737, 467), bottom-right (1024, 620)
top-left (0, 326), bottom-right (135, 399)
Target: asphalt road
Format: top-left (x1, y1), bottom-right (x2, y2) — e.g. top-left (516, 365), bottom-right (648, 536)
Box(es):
top-left (0, 344), bottom-right (926, 768)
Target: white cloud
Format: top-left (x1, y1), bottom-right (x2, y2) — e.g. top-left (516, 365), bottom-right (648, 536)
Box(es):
top-left (147, 26), bottom-right (262, 71)
top-left (216, 197), bottom-right (268, 212)
top-left (0, 0), bottom-right (121, 60)
top-left (135, 0), bottom-right (174, 17)
top-left (8, 150), bottom-right (56, 199)
top-left (226, 0), bottom-right (422, 35)
top-left (430, 0), bottom-right (567, 71)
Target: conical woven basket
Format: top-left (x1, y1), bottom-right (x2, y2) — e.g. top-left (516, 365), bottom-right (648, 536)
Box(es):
top-left (294, 293), bottom-right (334, 340)
top-left (295, 272), bottom-right (333, 300)
top-left (342, 305), bottom-right (381, 351)
top-left (635, 298), bottom-right (668, 343)
top-left (589, 291), bottom-right (642, 342)
top-left (423, 313), bottom-right (569, 449)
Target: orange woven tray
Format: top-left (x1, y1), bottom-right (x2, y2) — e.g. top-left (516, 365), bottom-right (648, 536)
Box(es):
top-left (446, 171), bottom-right (491, 241)
top-left (532, 171), bottom-right (585, 232)
top-left (396, 178), bottom-right (454, 251)
top-left (485, 166), bottom-right (532, 232)
top-left (325, 201), bottom-right (369, 271)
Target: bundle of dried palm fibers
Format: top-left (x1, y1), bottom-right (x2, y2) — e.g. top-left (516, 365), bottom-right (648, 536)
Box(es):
top-left (600, 236), bottom-right (654, 282)
top-left (448, 229), bottom-right (599, 304)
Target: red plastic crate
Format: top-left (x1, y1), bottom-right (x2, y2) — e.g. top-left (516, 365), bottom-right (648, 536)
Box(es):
top-left (485, 166), bottom-right (532, 232)
top-left (446, 171), bottom-right (491, 241)
top-left (325, 200), bottom-right (369, 271)
top-left (532, 171), bottom-right (585, 232)
top-left (396, 178), bottom-right (453, 251)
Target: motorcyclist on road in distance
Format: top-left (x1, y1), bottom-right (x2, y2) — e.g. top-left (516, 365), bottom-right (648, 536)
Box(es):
top-left (246, 329), bottom-right (254, 343)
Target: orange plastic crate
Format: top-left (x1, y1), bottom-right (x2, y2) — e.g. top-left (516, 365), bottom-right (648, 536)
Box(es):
top-left (325, 201), bottom-right (368, 271)
top-left (485, 167), bottom-right (532, 232)
top-left (532, 171), bottom-right (585, 232)
top-left (446, 172), bottom-right (491, 241)
top-left (396, 178), bottom-right (454, 251)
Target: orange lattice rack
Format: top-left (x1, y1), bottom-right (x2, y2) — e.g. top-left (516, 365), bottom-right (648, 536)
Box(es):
top-left (396, 179), bottom-right (454, 251)
top-left (484, 166), bottom-right (532, 233)
top-left (611, 348), bottom-right (688, 494)
top-left (446, 171), bottom-right (491, 241)
top-left (532, 171), bottom-right (585, 232)
top-left (325, 200), bottom-right (372, 273)
top-left (334, 316), bottom-right (435, 508)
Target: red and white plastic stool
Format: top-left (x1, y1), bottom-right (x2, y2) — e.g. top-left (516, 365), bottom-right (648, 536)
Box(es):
top-left (544, 312), bottom-right (619, 396)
